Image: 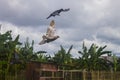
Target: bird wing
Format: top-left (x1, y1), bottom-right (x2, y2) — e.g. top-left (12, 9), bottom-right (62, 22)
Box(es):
top-left (46, 9), bottom-right (62, 19)
top-left (46, 36), bottom-right (59, 43)
top-left (62, 8), bottom-right (70, 12)
top-left (46, 12), bottom-right (56, 19)
top-left (46, 15), bottom-right (51, 19)
top-left (39, 39), bottom-right (47, 45)
top-left (46, 8), bottom-right (70, 19)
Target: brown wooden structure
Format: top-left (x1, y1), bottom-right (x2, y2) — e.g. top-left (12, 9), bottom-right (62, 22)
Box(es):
top-left (26, 61), bottom-right (64, 80)
top-left (10, 60), bottom-right (120, 80)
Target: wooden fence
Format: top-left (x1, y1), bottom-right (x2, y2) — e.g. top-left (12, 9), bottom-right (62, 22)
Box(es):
top-left (63, 70), bottom-right (120, 80)
top-left (34, 70), bottom-right (120, 80)
top-left (1, 70), bottom-right (120, 80)
top-left (0, 70), bottom-right (26, 80)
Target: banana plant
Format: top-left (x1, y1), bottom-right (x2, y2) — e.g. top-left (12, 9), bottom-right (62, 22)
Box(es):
top-left (78, 42), bottom-right (112, 71)
top-left (53, 45), bottom-right (73, 69)
top-left (0, 31), bottom-right (21, 79)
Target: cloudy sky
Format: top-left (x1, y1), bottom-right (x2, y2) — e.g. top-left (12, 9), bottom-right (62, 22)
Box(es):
top-left (0, 0), bottom-right (120, 57)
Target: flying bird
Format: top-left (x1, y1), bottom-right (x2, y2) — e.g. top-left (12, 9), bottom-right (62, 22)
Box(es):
top-left (39, 20), bottom-right (59, 45)
top-left (46, 8), bottom-right (70, 19)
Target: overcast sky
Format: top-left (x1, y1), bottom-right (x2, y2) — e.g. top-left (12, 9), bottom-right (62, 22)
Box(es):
top-left (0, 0), bottom-right (120, 57)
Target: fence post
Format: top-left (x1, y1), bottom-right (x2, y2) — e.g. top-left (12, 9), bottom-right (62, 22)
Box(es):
top-left (83, 71), bottom-right (86, 80)
top-left (97, 71), bottom-right (99, 80)
top-left (70, 71), bottom-right (72, 80)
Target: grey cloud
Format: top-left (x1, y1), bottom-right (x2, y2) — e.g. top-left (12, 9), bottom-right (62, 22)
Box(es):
top-left (0, 0), bottom-right (119, 28)
top-left (97, 35), bottom-right (120, 45)
top-left (1, 0), bottom-right (120, 56)
top-left (0, 0), bottom-right (85, 27)
top-left (0, 0), bottom-right (50, 26)
top-left (96, 26), bottom-right (120, 45)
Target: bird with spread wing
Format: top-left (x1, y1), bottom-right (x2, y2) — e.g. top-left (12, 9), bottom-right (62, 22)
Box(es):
top-left (39, 20), bottom-right (59, 45)
top-left (46, 8), bottom-right (70, 19)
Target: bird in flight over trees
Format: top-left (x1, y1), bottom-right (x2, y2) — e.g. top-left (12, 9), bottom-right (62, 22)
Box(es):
top-left (39, 20), bottom-right (59, 45)
top-left (46, 8), bottom-right (70, 19)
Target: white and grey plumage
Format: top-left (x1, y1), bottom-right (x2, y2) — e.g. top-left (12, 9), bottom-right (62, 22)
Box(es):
top-left (46, 8), bottom-right (70, 19)
top-left (39, 35), bottom-right (59, 45)
top-left (39, 20), bottom-right (59, 45)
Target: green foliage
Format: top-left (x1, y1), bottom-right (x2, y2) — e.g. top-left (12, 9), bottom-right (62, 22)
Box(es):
top-left (36, 51), bottom-right (48, 62)
top-left (19, 37), bottom-right (47, 63)
top-left (0, 31), bottom-right (47, 79)
top-left (1, 30), bottom-right (120, 80)
top-left (112, 54), bottom-right (120, 72)
top-left (19, 38), bottom-right (35, 62)
top-left (116, 58), bottom-right (120, 71)
top-left (53, 45), bottom-right (73, 69)
top-left (0, 31), bottom-right (22, 79)
top-left (77, 42), bottom-right (112, 71)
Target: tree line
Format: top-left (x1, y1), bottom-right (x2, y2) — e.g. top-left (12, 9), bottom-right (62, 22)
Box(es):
top-left (0, 30), bottom-right (120, 78)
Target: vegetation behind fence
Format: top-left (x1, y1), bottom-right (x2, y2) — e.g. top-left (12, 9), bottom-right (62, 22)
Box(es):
top-left (34, 70), bottom-right (120, 80)
top-left (0, 70), bottom-right (25, 80)
top-left (64, 71), bottom-right (120, 80)
top-left (2, 70), bottom-right (120, 80)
